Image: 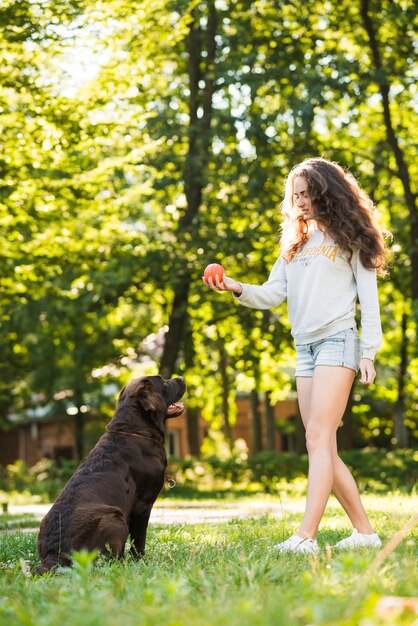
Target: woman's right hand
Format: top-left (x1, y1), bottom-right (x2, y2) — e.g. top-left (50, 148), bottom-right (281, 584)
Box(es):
top-left (202, 274), bottom-right (243, 296)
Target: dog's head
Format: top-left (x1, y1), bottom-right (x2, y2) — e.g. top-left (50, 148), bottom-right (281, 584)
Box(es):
top-left (106, 375), bottom-right (186, 435)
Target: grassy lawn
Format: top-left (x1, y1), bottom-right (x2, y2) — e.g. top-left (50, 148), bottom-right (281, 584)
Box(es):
top-left (0, 493), bottom-right (416, 626)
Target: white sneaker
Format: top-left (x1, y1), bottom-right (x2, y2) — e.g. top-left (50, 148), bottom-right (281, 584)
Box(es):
top-left (333, 529), bottom-right (382, 550)
top-left (272, 534), bottom-right (319, 554)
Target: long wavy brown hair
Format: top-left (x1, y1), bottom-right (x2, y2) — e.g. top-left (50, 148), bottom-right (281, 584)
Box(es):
top-left (280, 157), bottom-right (388, 273)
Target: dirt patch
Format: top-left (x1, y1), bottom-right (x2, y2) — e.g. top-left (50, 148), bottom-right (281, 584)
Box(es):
top-left (4, 500), bottom-right (304, 533)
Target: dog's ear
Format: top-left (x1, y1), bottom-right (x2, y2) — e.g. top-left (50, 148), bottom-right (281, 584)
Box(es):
top-left (117, 386), bottom-right (127, 402)
top-left (131, 379), bottom-right (165, 416)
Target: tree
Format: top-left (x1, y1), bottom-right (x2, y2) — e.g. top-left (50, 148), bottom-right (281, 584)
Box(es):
top-left (1, 0), bottom-right (417, 455)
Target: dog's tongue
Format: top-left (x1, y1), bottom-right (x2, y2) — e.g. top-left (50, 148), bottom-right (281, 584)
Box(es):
top-left (167, 402), bottom-right (185, 416)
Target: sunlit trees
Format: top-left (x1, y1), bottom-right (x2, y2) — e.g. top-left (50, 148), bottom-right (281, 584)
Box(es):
top-left (1, 0), bottom-right (416, 455)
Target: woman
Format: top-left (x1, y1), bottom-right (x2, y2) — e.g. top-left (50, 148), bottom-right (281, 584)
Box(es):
top-left (204, 157), bottom-right (388, 554)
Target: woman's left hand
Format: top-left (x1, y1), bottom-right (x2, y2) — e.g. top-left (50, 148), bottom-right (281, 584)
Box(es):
top-left (359, 358), bottom-right (376, 385)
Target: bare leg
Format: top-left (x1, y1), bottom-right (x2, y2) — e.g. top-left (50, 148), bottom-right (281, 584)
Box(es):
top-left (297, 376), bottom-right (374, 534)
top-left (296, 366), bottom-right (374, 539)
top-left (330, 438), bottom-right (374, 533)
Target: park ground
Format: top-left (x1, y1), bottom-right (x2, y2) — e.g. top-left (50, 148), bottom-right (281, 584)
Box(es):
top-left (0, 491), bottom-right (417, 626)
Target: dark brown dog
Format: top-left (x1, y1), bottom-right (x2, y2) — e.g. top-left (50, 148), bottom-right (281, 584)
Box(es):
top-left (37, 375), bottom-right (186, 574)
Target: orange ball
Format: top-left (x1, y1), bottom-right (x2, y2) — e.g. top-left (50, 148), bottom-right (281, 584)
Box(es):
top-left (204, 263), bottom-right (225, 282)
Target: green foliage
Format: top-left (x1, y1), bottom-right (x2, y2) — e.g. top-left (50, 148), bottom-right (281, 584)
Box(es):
top-left (0, 0), bottom-right (417, 450)
top-left (1, 449), bottom-right (416, 507)
top-left (0, 459), bottom-right (77, 501)
top-left (167, 449), bottom-right (418, 496)
top-left (340, 448), bottom-right (418, 493)
top-left (2, 450), bottom-right (416, 508)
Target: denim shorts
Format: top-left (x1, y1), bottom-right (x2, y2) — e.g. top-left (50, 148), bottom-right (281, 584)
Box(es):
top-left (295, 328), bottom-right (361, 377)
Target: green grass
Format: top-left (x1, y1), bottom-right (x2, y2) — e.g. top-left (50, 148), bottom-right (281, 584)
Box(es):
top-left (0, 493), bottom-right (417, 626)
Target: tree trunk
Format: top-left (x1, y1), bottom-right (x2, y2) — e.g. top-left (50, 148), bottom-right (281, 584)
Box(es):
top-left (71, 369), bottom-right (86, 462)
top-left (361, 0), bottom-right (414, 446)
top-left (393, 310), bottom-right (409, 448)
top-left (250, 389), bottom-right (263, 454)
top-left (218, 343), bottom-right (233, 444)
top-left (338, 384), bottom-right (354, 451)
top-left (158, 2), bottom-right (217, 377)
top-left (73, 388), bottom-right (85, 461)
top-left (181, 314), bottom-right (201, 456)
top-left (186, 407), bottom-right (201, 457)
top-left (159, 279), bottom-right (190, 379)
top-left (294, 404), bottom-right (306, 455)
top-left (265, 391), bottom-right (276, 451)
top-left (361, 0), bottom-right (418, 303)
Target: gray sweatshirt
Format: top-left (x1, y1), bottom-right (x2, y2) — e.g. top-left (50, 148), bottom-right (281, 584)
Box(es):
top-left (236, 229), bottom-right (382, 360)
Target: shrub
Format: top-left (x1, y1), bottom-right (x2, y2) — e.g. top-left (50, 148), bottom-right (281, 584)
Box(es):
top-left (340, 448), bottom-right (418, 493)
top-left (167, 448), bottom-right (417, 496)
top-left (0, 458), bottom-right (78, 501)
top-left (0, 448), bottom-right (416, 501)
